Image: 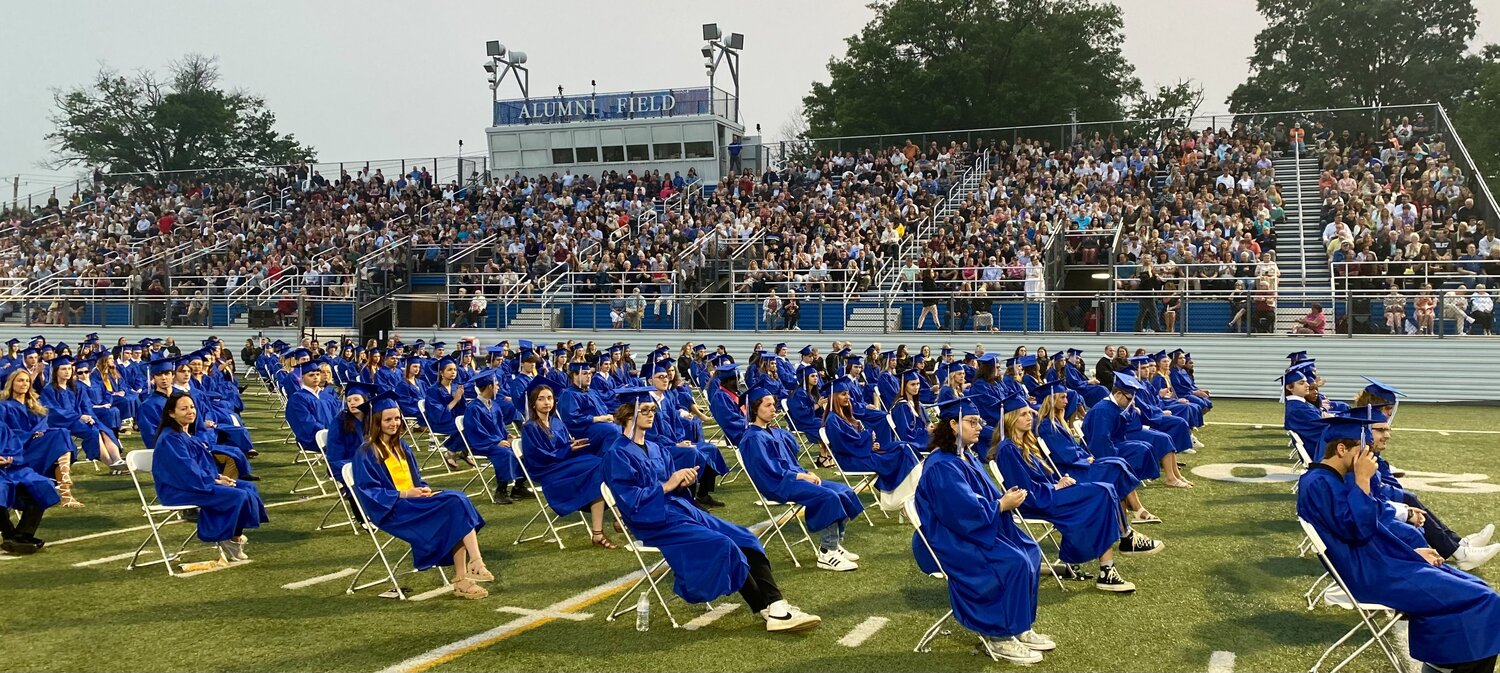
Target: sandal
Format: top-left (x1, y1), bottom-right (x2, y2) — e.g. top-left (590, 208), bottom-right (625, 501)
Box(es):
top-left (466, 562), bottom-right (496, 582)
top-left (57, 483), bottom-right (85, 509)
top-left (813, 455), bottom-right (836, 469)
top-left (592, 530), bottom-right (618, 550)
top-left (452, 579), bottom-right (489, 600)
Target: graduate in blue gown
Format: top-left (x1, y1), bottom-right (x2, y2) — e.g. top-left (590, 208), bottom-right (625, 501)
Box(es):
top-left (395, 361), bottom-right (426, 422)
top-left (1282, 366), bottom-right (1332, 461)
top-left (740, 383), bottom-right (864, 569)
top-left (1082, 372), bottom-right (1186, 486)
top-left (352, 393), bottom-right (493, 600)
top-left (420, 357), bottom-right (470, 466)
top-left (602, 386), bottom-right (822, 632)
top-left (558, 361), bottom-right (612, 438)
top-left (889, 369), bottom-right (931, 449)
top-left (151, 391), bottom-right (267, 561)
top-left (911, 396), bottom-right (1053, 664)
top-left (458, 372), bottom-right (527, 503)
top-left (990, 390), bottom-right (1162, 591)
top-left (285, 361), bottom-right (344, 456)
top-left (91, 353), bottom-right (137, 432)
top-left (0, 423), bottom-right (61, 553)
top-left (822, 377), bottom-right (920, 508)
top-left (1296, 415), bottom-right (1500, 671)
top-left (1166, 350), bottom-right (1212, 412)
top-left (39, 357), bottom-right (126, 470)
top-left (518, 377), bottom-right (613, 547)
top-left (643, 361), bottom-right (728, 508)
top-left (1060, 349), bottom-right (1110, 407)
top-left (705, 363), bottom-right (750, 448)
top-left (1125, 356), bottom-right (1199, 450)
top-left (73, 358), bottom-right (119, 436)
top-left (1032, 380), bottom-right (1156, 525)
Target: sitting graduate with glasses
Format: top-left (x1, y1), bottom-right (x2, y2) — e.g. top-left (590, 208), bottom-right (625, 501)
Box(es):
top-left (151, 391), bottom-right (268, 562)
top-left (519, 377), bottom-right (613, 549)
top-left (602, 386), bottom-right (821, 633)
top-left (352, 392), bottom-right (493, 600)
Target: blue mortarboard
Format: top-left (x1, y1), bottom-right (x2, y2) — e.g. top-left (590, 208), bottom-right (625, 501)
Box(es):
top-left (75, 356), bottom-right (96, 369)
top-left (4, 338), bottom-right (19, 347)
top-left (148, 358), bottom-right (177, 376)
top-left (747, 383), bottom-right (780, 406)
top-left (883, 351), bottom-right (897, 361)
top-left (368, 391), bottom-right (401, 415)
top-left (831, 377), bottom-right (861, 396)
top-left (324, 340), bottom-right (338, 348)
top-left (1066, 348), bottom-right (1083, 357)
top-left (30, 335), bottom-right (45, 343)
top-left (900, 369), bottom-right (922, 382)
top-left (431, 342), bottom-right (447, 350)
top-left (55, 342), bottom-right (69, 350)
top-left (775, 342), bottom-right (787, 350)
top-left (694, 344), bottom-right (708, 352)
top-left (798, 365), bottom-right (820, 383)
top-left (486, 345), bottom-right (506, 356)
top-left (287, 348), bottom-right (311, 360)
top-left (640, 361), bottom-right (667, 379)
top-left (1287, 351), bottom-right (1310, 363)
top-left (1184, 353), bottom-right (1193, 362)
top-left (1003, 356), bottom-right (1018, 367)
top-left (1318, 414), bottom-right (1378, 445)
top-left (1359, 376), bottom-right (1405, 403)
top-left (1000, 391), bottom-right (1030, 414)
top-left (1051, 352), bottom-right (1066, 362)
top-left (568, 361), bottom-right (591, 373)
top-left (913, 354), bottom-right (925, 365)
top-left (1168, 349), bottom-right (1185, 359)
top-left (1112, 371), bottom-right (1144, 392)
top-left (570, 343), bottom-right (584, 351)
top-left (613, 385), bottom-right (657, 406)
top-left (1341, 406), bottom-right (1388, 424)
top-left (934, 395), bottom-right (979, 421)
top-left (715, 362), bottom-right (739, 373)
top-left (296, 361), bottom-right (324, 376)
top-left (1152, 351), bottom-right (1168, 362)
top-left (838, 348), bottom-right (851, 357)
top-left (548, 346), bottom-right (566, 356)
top-left (1128, 355), bottom-right (1152, 366)
top-left (845, 355), bottom-right (864, 367)
top-left (1281, 368), bottom-right (1310, 386)
top-left (940, 346), bottom-right (953, 355)
top-left (344, 382), bottom-right (377, 400)
top-left (20, 348), bottom-right (38, 358)
top-left (185, 350), bottom-right (207, 362)
top-left (472, 371), bottom-right (497, 389)
top-left (51, 355), bottom-right (75, 368)
top-left (1030, 380), bottom-right (1067, 398)
top-left (41, 345), bottom-right (55, 353)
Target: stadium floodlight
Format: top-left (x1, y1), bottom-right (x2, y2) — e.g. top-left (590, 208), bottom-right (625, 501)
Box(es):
top-left (701, 23), bottom-right (744, 123)
top-left (1091, 272), bottom-right (1111, 280)
top-left (486, 41), bottom-right (505, 57)
top-left (485, 39), bottom-right (531, 111)
top-left (701, 45), bottom-right (714, 58)
top-left (509, 50), bottom-right (527, 64)
top-left (727, 33), bottom-right (744, 50)
top-left (483, 62), bottom-right (497, 74)
top-left (702, 23), bottom-right (720, 41)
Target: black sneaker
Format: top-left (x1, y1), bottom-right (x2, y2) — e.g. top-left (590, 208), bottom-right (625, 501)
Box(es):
top-left (699, 494), bottom-right (726, 508)
top-left (510, 483), bottom-right (533, 499)
top-left (1118, 531), bottom-right (1165, 556)
top-left (1095, 565), bottom-right (1136, 593)
top-left (492, 490), bottom-right (514, 505)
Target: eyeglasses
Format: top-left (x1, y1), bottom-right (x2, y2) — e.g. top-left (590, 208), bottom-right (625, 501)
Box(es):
top-left (636, 407), bottom-right (659, 416)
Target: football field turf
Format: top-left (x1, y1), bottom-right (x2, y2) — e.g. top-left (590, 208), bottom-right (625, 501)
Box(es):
top-left (5, 392), bottom-right (1498, 673)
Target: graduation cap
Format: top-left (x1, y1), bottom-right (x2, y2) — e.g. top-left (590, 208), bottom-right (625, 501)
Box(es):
top-left (639, 361), bottom-right (668, 379)
top-left (4, 338), bottom-right (19, 347)
top-left (567, 361), bottom-right (592, 373)
top-left (940, 346), bottom-right (953, 356)
top-left (40, 344), bottom-right (55, 353)
top-left (570, 343), bottom-right (585, 352)
top-left (287, 348), bottom-right (311, 360)
top-left (1317, 414), bottom-right (1378, 446)
top-left (1151, 351), bottom-right (1169, 362)
top-left (20, 348), bottom-right (39, 358)
top-left (367, 391), bottom-right (401, 415)
top-left (74, 356), bottom-right (95, 370)
top-left (344, 382), bottom-right (377, 401)
top-left (900, 369), bottom-right (923, 382)
top-left (434, 356), bottom-right (457, 370)
top-left (715, 362), bottom-right (740, 375)
top-left (1168, 349), bottom-right (1185, 360)
top-left (831, 377), bottom-right (861, 396)
top-left (747, 382), bottom-right (781, 407)
top-left (430, 342), bottom-right (448, 350)
top-left (1286, 351), bottom-right (1310, 364)
top-left (51, 355), bottom-right (76, 368)
top-left (1128, 355), bottom-right (1152, 367)
top-left (551, 346), bottom-right (568, 357)
top-left (693, 344), bottom-right (708, 353)
top-left (30, 335), bottom-right (45, 344)
top-left (296, 361), bottom-right (324, 377)
top-left (486, 345), bottom-right (506, 357)
top-left (845, 355), bottom-right (864, 367)
top-left (977, 352), bottom-right (999, 364)
top-left (613, 385), bottom-right (656, 406)
top-left (1112, 371), bottom-right (1145, 393)
top-left (1030, 380), bottom-right (1067, 398)
top-left (1359, 376), bottom-right (1405, 404)
top-left (798, 365), bottom-right (820, 384)
top-left (1018, 355), bottom-right (1038, 368)
top-left (472, 371), bottom-right (497, 389)
top-left (883, 351), bottom-right (897, 361)
top-left (796, 345), bottom-right (814, 357)
top-left (148, 358), bottom-right (177, 376)
top-left (1050, 352), bottom-right (1066, 362)
top-left (934, 395), bottom-right (980, 421)
top-left (1066, 348), bottom-right (1084, 357)
top-left (999, 391), bottom-right (1030, 415)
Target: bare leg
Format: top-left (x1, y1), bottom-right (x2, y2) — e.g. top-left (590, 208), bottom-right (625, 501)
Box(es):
top-left (451, 546), bottom-right (469, 582)
top-left (590, 500), bottom-right (606, 533)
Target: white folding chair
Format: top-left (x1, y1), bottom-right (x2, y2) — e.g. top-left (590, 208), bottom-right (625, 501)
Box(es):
top-left (986, 459), bottom-right (1067, 591)
top-left (733, 447), bottom-right (813, 567)
top-left (453, 415), bottom-right (499, 503)
top-left (819, 427), bottom-right (878, 526)
top-left (601, 484), bottom-right (715, 629)
top-left (289, 430), bottom-right (332, 496)
top-left (123, 450), bottom-right (210, 575)
top-left (1298, 518), bottom-right (1405, 673)
top-left (903, 497), bottom-right (973, 654)
top-left (416, 399), bottom-right (457, 474)
top-left (510, 438), bottom-right (591, 548)
top-left (342, 463), bottom-right (451, 599)
top-left (779, 398), bottom-right (818, 467)
top-left (312, 429), bottom-right (358, 532)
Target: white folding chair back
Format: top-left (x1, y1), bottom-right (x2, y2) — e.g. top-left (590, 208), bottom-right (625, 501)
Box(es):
top-left (733, 447), bottom-right (812, 567)
top-left (511, 436), bottom-right (590, 548)
top-left (124, 450), bottom-right (206, 575)
top-left (1298, 518), bottom-right (1405, 673)
top-left (818, 426), bottom-right (878, 526)
top-left (986, 458), bottom-right (1066, 591)
top-left (453, 415), bottom-right (500, 502)
top-left (342, 463), bottom-right (450, 599)
top-left (601, 484), bottom-right (692, 629)
top-left (416, 399), bottom-right (456, 473)
top-left (290, 425), bottom-right (332, 496)
top-left (903, 497), bottom-right (964, 654)
top-left (311, 429), bottom-right (358, 532)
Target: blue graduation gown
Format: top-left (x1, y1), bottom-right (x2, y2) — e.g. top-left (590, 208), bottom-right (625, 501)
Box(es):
top-left (602, 432), bottom-right (762, 604)
top-left (650, 391), bottom-right (729, 476)
top-left (40, 383), bottom-right (119, 462)
top-left (786, 390), bottom-right (824, 443)
top-left (521, 415), bottom-right (605, 517)
top-left (93, 370), bottom-right (137, 426)
top-left (1064, 364), bottom-right (1110, 407)
top-left (966, 379), bottom-right (1004, 428)
top-left (351, 442), bottom-right (484, 569)
top-left (994, 438), bottom-right (1121, 564)
top-left (458, 397), bottom-right (519, 483)
top-left (912, 449), bottom-right (1040, 639)
top-left (558, 385), bottom-right (609, 438)
top-left (77, 379), bottom-right (120, 431)
top-left (137, 391), bottom-right (253, 476)
top-left (323, 412), bottom-right (365, 477)
top-left (739, 424), bottom-right (862, 532)
top-left (420, 382), bottom-right (463, 436)
top-left (590, 373), bottom-right (617, 408)
top-left (285, 387), bottom-right (342, 452)
top-left (668, 386), bottom-right (704, 442)
top-left (705, 384), bottom-right (748, 448)
top-left (395, 378), bottom-right (425, 421)
top-left (1284, 398), bottom-right (1327, 461)
top-left (0, 425), bottom-right (61, 510)
top-left (152, 428), bottom-right (267, 543)
top-left (890, 400), bottom-right (930, 448)
top-left (1297, 464), bottom-right (1500, 664)
top-left (823, 411), bottom-right (919, 492)
top-left (1037, 417), bottom-right (1140, 498)
top-left (1169, 368), bottom-right (1211, 411)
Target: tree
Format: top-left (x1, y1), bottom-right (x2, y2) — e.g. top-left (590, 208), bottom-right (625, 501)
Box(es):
top-left (1228, 0), bottom-right (1486, 113)
top-left (46, 54), bottom-right (313, 177)
top-left (802, 0), bottom-right (1140, 142)
top-left (1129, 80), bottom-right (1205, 143)
top-left (1453, 51), bottom-right (1500, 195)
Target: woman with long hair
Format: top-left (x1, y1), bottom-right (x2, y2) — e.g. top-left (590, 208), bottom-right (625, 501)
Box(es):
top-left (352, 393), bottom-right (491, 599)
top-left (602, 386), bottom-right (821, 632)
top-left (92, 352), bottom-right (137, 434)
top-left (990, 394), bottom-right (1162, 592)
top-left (889, 370), bottom-right (931, 448)
top-left (914, 396), bottom-right (1050, 663)
top-left (786, 366), bottom-right (833, 468)
top-left (519, 378), bottom-right (611, 548)
top-left (822, 377), bottom-right (920, 509)
top-left (152, 391), bottom-right (268, 561)
top-left (1034, 381), bottom-right (1159, 525)
top-left (41, 356), bottom-right (126, 473)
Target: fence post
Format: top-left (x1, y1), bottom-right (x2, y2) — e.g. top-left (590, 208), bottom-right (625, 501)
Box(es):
top-left (1436, 290), bottom-right (1445, 339)
top-left (1179, 284), bottom-right (1187, 336)
top-left (1346, 282), bottom-right (1354, 338)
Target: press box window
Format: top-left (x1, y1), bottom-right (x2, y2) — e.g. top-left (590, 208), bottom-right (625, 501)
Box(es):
top-left (683, 141), bottom-right (715, 159)
top-left (653, 143), bottom-right (683, 160)
top-left (626, 144), bottom-right (650, 162)
top-left (575, 146), bottom-right (599, 163)
top-left (602, 146), bottom-right (626, 162)
top-left (551, 148), bottom-right (575, 164)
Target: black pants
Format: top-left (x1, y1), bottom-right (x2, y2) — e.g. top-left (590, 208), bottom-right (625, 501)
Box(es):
top-left (0, 491), bottom-right (47, 540)
top-left (1423, 654), bottom-right (1498, 673)
top-left (1403, 491), bottom-right (1462, 558)
top-left (696, 467), bottom-right (718, 496)
top-left (736, 547), bottom-right (783, 613)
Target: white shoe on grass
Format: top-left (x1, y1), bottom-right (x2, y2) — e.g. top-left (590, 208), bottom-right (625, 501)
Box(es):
top-left (836, 545), bottom-right (860, 561)
top-left (1016, 629), bottom-right (1057, 651)
top-left (981, 636), bottom-right (1043, 664)
top-left (1462, 524), bottom-right (1495, 549)
top-left (762, 601), bottom-right (821, 633)
top-left (817, 549), bottom-right (858, 572)
top-left (1453, 543), bottom-right (1500, 571)
top-left (1191, 435), bottom-right (1205, 449)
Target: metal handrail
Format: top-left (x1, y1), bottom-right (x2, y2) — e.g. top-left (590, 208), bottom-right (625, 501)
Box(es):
top-left (1435, 103), bottom-right (1497, 227)
top-left (444, 233), bottom-right (500, 273)
top-left (357, 235), bottom-right (409, 268)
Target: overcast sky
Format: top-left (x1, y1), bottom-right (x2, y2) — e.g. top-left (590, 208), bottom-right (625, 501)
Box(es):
top-left (3, 0), bottom-right (1497, 197)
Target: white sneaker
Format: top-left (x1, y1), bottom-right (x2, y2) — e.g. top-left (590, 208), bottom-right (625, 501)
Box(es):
top-left (763, 605), bottom-right (821, 633)
top-left (981, 636), bottom-right (1043, 664)
top-left (1453, 542), bottom-right (1500, 571)
top-left (1016, 629), bottom-right (1057, 651)
top-left (1322, 585), bottom-right (1353, 608)
top-left (817, 549), bottom-right (858, 572)
top-left (1462, 524), bottom-right (1495, 549)
top-left (836, 545), bottom-right (860, 561)
top-left (1191, 435), bottom-right (1205, 449)
top-left (1181, 447), bottom-right (1198, 454)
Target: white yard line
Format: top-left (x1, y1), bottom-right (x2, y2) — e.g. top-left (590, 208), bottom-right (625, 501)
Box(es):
top-left (1207, 650), bottom-right (1236, 673)
top-left (494, 606), bottom-right (593, 622)
top-left (1208, 421), bottom-right (1500, 435)
top-left (681, 603), bottom-right (740, 631)
top-left (50, 494), bottom-right (332, 548)
top-left (282, 568), bottom-right (358, 590)
top-left (837, 616), bottom-right (890, 647)
top-left (175, 559), bottom-right (252, 578)
top-left (408, 585), bottom-right (454, 602)
top-left (71, 551), bottom-right (138, 568)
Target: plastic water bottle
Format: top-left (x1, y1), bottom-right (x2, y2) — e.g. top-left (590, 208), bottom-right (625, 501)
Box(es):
top-left (634, 592), bottom-right (650, 631)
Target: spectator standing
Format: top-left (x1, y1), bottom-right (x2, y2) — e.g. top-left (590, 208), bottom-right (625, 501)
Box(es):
top-left (783, 292), bottom-right (801, 331)
top-left (1134, 260), bottom-right (1164, 333)
top-left (625, 288), bottom-right (646, 330)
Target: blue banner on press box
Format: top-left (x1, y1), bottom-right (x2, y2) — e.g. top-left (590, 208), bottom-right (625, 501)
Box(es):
top-left (492, 87), bottom-right (719, 126)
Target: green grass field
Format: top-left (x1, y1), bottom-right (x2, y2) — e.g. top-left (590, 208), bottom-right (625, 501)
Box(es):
top-left (5, 393), bottom-right (1498, 673)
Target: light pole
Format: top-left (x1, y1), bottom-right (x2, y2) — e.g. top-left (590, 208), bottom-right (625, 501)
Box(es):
top-left (483, 40), bottom-right (529, 125)
top-left (701, 24), bottom-right (744, 123)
